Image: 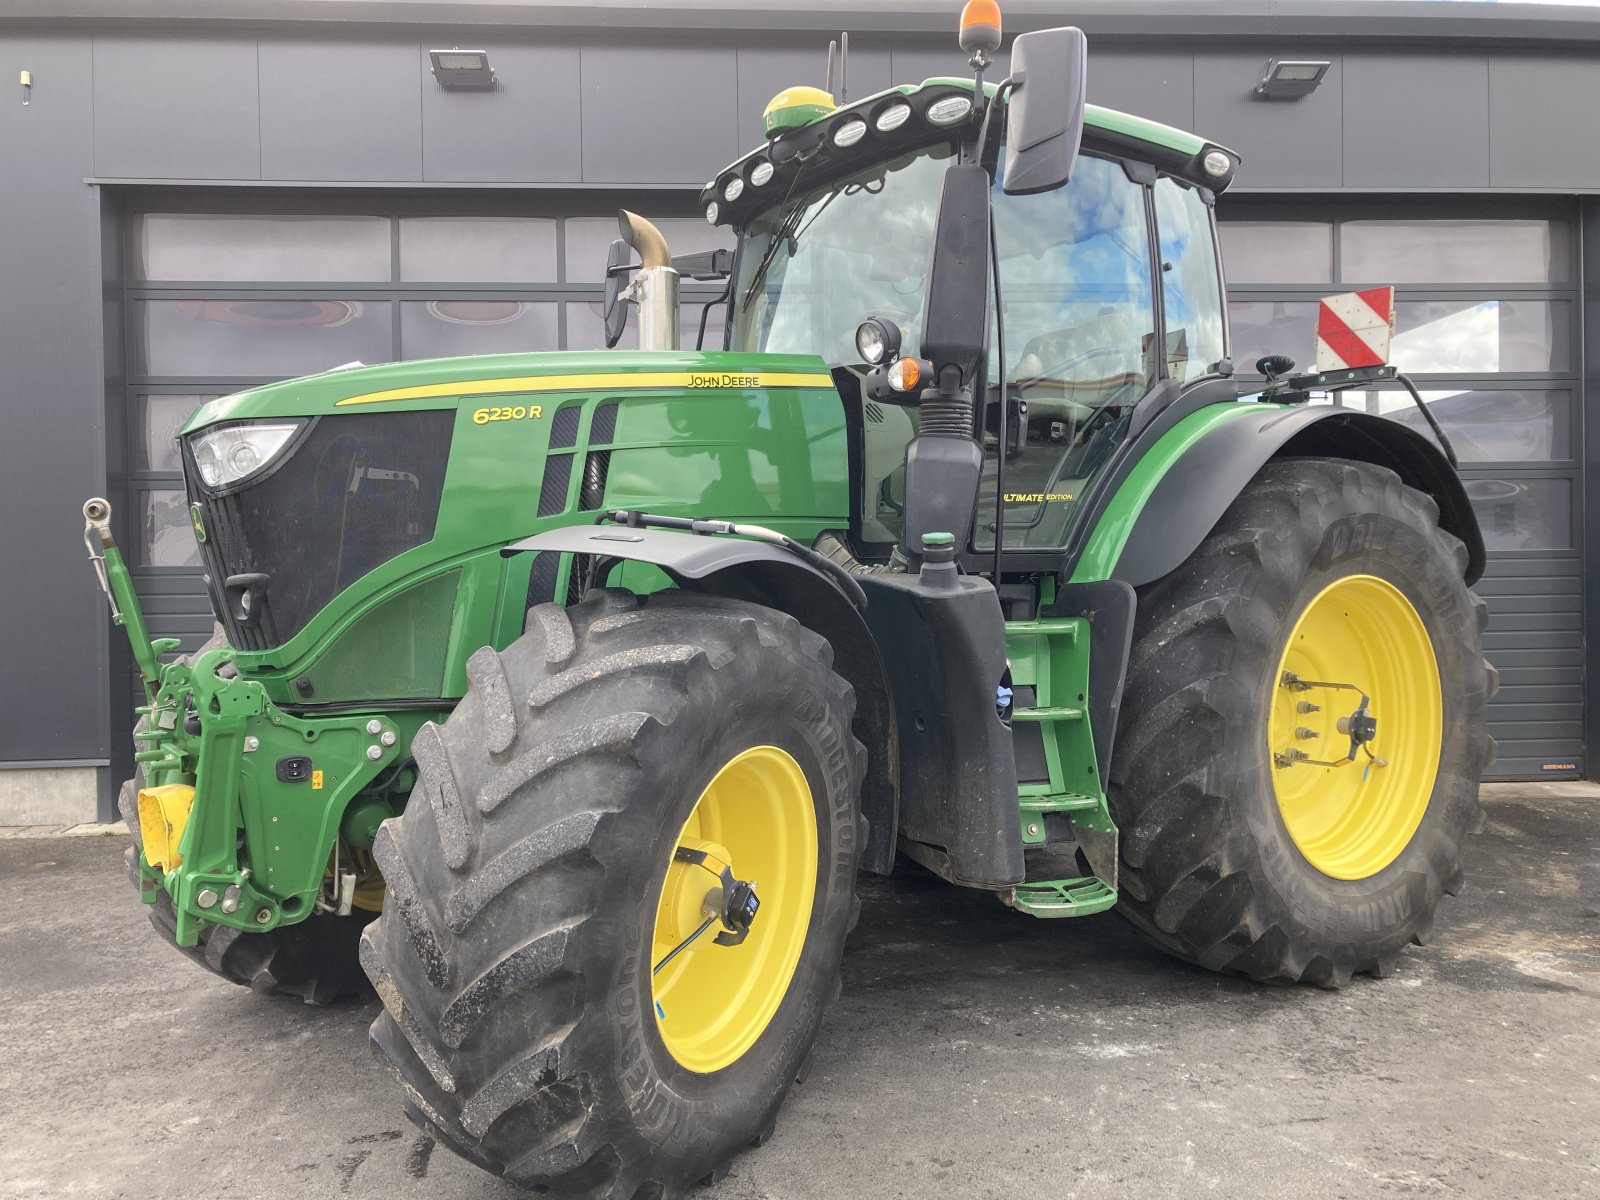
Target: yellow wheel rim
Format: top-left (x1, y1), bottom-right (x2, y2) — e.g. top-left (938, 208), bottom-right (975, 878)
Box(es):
top-left (1269, 574), bottom-right (1443, 880)
top-left (651, 745), bottom-right (817, 1073)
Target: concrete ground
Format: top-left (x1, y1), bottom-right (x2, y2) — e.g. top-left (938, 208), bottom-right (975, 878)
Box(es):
top-left (2, 783), bottom-right (1596, 1200)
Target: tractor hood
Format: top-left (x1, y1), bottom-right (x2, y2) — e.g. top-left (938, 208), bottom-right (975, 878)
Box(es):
top-left (176, 349), bottom-right (850, 672)
top-left (181, 350), bottom-right (836, 430)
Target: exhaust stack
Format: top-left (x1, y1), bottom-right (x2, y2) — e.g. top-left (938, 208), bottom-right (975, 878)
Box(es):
top-left (617, 210), bottom-right (680, 350)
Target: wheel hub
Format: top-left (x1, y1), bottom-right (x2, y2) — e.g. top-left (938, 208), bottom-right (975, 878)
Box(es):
top-left (1267, 575), bottom-right (1443, 880)
top-left (649, 745), bottom-right (817, 1074)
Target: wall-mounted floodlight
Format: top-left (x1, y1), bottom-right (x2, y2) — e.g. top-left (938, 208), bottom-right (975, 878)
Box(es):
top-left (430, 49), bottom-right (496, 90)
top-left (1254, 59), bottom-right (1330, 99)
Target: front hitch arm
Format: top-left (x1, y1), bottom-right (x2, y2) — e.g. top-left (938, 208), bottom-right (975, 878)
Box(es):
top-left (82, 497), bottom-right (179, 691)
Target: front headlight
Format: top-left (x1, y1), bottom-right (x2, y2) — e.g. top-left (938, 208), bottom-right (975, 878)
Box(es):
top-left (190, 421), bottom-right (303, 490)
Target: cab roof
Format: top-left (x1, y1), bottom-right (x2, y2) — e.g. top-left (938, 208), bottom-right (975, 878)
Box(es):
top-left (701, 76), bottom-right (1238, 228)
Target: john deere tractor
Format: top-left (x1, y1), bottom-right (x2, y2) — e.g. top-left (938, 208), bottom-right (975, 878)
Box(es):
top-left (85, 4), bottom-right (1492, 1195)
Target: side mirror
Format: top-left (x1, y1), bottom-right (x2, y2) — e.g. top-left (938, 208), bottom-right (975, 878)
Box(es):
top-left (1002, 26), bottom-right (1088, 196)
top-left (602, 238), bottom-right (630, 348)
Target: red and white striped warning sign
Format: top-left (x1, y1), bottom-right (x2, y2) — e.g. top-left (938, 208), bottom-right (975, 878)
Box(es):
top-left (1314, 286), bottom-right (1396, 371)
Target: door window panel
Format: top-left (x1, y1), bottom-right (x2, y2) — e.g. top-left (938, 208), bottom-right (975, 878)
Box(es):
top-left (141, 489), bottom-right (201, 567)
top-left (1218, 221), bottom-right (1333, 285)
top-left (1228, 300), bottom-right (1318, 372)
top-left (399, 217), bottom-right (558, 283)
top-left (135, 298), bottom-right (394, 377)
top-left (564, 217), bottom-right (733, 285)
top-left (1340, 220), bottom-right (1571, 285)
top-left (400, 300), bottom-right (559, 359)
top-left (566, 293), bottom-right (727, 352)
top-left (137, 394), bottom-right (214, 471)
top-left (1338, 387), bottom-right (1570, 463)
top-left (1465, 477), bottom-right (1571, 551)
top-left (134, 215), bottom-right (391, 282)
top-left (1230, 299), bottom-right (1572, 376)
top-left (1392, 299), bottom-right (1570, 375)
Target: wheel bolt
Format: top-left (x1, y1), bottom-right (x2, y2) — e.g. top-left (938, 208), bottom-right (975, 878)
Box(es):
top-left (1295, 727), bottom-right (1320, 740)
top-left (1297, 702), bottom-right (1321, 714)
top-left (366, 719), bottom-right (383, 735)
top-left (254, 907), bottom-right (273, 925)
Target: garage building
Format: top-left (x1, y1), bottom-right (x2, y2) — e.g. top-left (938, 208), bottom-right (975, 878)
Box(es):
top-left (2, 0), bottom-right (1596, 823)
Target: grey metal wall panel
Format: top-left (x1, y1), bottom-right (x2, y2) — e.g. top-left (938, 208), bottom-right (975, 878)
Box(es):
top-left (1342, 53), bottom-right (1489, 190)
top-left (421, 41), bottom-right (582, 182)
top-left (0, 36), bottom-right (110, 763)
top-left (1490, 56), bottom-right (1600, 191)
top-left (889, 45), bottom-right (1003, 91)
top-left (1194, 52), bottom-right (1342, 190)
top-left (579, 43), bottom-right (738, 184)
top-left (92, 37), bottom-right (260, 179)
top-left (735, 41), bottom-right (892, 151)
top-left (1090, 50), bottom-right (1194, 134)
top-left (258, 41), bottom-right (422, 180)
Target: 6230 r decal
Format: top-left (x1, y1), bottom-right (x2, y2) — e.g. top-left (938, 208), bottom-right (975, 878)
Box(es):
top-left (472, 404), bottom-right (544, 425)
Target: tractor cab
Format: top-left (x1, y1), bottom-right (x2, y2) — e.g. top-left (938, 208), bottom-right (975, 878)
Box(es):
top-left (677, 33), bottom-right (1240, 586)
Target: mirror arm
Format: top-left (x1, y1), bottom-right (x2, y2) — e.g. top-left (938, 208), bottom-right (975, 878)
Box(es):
top-left (974, 77), bottom-right (1017, 176)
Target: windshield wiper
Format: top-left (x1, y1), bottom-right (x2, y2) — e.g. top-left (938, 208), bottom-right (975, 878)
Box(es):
top-left (741, 202), bottom-right (808, 306)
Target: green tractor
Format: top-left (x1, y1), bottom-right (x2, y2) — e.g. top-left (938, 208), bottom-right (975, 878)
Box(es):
top-left (85, 4), bottom-right (1493, 1195)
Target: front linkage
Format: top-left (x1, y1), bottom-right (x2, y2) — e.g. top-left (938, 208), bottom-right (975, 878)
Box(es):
top-left (84, 498), bottom-right (412, 947)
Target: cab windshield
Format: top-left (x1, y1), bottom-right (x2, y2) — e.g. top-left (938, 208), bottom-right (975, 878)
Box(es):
top-left (730, 144), bottom-right (1223, 554)
top-left (731, 146), bottom-right (953, 363)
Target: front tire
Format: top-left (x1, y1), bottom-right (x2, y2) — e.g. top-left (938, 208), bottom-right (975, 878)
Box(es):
top-left (363, 590), bottom-right (864, 1195)
top-left (1109, 458), bottom-right (1495, 985)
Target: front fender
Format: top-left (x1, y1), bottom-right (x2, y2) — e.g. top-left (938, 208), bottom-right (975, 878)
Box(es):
top-left (504, 525), bottom-right (900, 875)
top-left (1090, 404), bottom-right (1485, 589)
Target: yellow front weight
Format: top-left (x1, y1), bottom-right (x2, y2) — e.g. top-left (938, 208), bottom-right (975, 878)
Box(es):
top-left (136, 784), bottom-right (196, 872)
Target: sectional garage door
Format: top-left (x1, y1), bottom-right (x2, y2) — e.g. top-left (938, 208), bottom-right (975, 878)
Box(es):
top-left (115, 194), bottom-right (1585, 781)
top-left (116, 192), bottom-right (728, 740)
top-left (1218, 201), bottom-right (1584, 780)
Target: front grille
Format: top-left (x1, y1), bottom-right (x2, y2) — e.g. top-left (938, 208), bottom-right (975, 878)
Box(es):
top-left (188, 410), bottom-right (454, 650)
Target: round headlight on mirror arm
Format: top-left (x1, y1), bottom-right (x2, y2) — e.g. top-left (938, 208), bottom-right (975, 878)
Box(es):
top-left (854, 316), bottom-right (902, 366)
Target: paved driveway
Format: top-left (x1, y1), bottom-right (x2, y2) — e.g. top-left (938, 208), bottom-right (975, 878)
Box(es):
top-left (2, 784), bottom-right (1596, 1199)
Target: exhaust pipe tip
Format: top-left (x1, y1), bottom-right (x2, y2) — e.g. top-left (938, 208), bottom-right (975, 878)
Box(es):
top-left (618, 210), bottom-right (672, 269)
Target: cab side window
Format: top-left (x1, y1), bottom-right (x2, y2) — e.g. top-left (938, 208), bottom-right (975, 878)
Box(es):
top-left (1154, 178), bottom-right (1227, 382)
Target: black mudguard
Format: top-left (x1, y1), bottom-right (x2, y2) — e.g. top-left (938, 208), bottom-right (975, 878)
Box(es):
top-left (1113, 406), bottom-right (1487, 588)
top-left (503, 525), bottom-right (900, 875)
top-left (857, 572), bottom-right (1023, 890)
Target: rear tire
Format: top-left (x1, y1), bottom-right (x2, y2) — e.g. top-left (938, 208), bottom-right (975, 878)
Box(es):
top-left (119, 623), bottom-right (373, 1005)
top-left (1109, 459), bottom-right (1495, 985)
top-left (363, 589), bottom-right (864, 1195)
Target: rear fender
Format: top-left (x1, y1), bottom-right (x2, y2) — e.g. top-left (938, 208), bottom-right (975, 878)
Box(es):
top-left (503, 526), bottom-right (899, 875)
top-left (1109, 406), bottom-right (1486, 588)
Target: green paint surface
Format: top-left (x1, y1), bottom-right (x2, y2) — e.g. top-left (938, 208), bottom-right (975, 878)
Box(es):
top-left (1070, 403), bottom-right (1265, 584)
